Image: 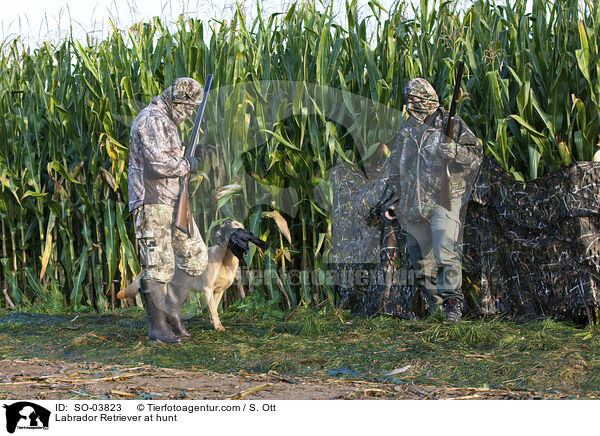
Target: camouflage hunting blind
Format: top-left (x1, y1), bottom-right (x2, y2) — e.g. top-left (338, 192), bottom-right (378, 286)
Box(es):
top-left (332, 156), bottom-right (600, 324)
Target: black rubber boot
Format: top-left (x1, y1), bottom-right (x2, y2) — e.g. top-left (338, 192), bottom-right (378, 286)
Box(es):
top-left (164, 267), bottom-right (197, 338)
top-left (140, 279), bottom-right (181, 343)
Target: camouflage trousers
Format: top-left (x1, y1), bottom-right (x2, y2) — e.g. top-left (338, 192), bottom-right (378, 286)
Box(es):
top-left (405, 198), bottom-right (463, 305)
top-left (133, 204), bottom-right (208, 283)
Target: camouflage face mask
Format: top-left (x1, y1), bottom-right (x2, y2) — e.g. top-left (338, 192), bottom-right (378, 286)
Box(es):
top-left (171, 103), bottom-right (195, 125)
top-left (403, 78), bottom-right (439, 123)
top-left (162, 77), bottom-right (204, 125)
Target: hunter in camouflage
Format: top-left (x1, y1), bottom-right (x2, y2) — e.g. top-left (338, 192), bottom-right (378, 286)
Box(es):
top-left (387, 78), bottom-right (482, 322)
top-left (129, 77), bottom-right (208, 343)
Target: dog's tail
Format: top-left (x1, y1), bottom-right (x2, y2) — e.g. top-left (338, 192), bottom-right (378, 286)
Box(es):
top-left (116, 274), bottom-right (142, 300)
top-left (228, 228), bottom-right (269, 262)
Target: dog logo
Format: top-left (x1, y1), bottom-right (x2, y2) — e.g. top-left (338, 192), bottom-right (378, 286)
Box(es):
top-left (2, 402), bottom-right (50, 434)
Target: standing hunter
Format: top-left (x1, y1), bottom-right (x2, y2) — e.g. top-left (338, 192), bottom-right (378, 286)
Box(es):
top-left (386, 77), bottom-right (482, 323)
top-left (129, 77), bottom-right (208, 343)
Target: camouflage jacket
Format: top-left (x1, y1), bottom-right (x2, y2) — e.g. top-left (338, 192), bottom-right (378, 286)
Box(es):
top-left (389, 107), bottom-right (482, 222)
top-left (128, 96), bottom-right (192, 212)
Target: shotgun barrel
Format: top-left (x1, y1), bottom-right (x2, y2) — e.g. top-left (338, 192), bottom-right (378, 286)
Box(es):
top-left (174, 74), bottom-right (214, 236)
top-left (439, 61), bottom-right (464, 211)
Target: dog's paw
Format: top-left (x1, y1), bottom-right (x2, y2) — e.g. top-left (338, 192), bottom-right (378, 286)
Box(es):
top-left (214, 324), bottom-right (226, 332)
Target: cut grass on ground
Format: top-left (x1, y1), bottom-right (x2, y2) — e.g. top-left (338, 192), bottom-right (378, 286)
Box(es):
top-left (0, 308), bottom-right (598, 397)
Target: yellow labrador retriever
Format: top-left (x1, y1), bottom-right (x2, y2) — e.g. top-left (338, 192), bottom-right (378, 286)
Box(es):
top-left (118, 220), bottom-right (267, 331)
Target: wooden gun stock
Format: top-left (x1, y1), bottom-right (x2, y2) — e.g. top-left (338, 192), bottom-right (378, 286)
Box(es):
top-left (174, 174), bottom-right (193, 235)
top-left (439, 163), bottom-right (452, 210)
top-left (440, 61), bottom-right (464, 211)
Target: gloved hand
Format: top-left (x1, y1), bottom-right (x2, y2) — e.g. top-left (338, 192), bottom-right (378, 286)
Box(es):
top-left (185, 156), bottom-right (199, 173)
top-left (384, 206), bottom-right (397, 221)
top-left (438, 140), bottom-right (457, 160)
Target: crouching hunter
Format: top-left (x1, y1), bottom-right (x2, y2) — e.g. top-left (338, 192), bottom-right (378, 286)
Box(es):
top-left (386, 78), bottom-right (482, 323)
top-left (128, 77), bottom-right (208, 343)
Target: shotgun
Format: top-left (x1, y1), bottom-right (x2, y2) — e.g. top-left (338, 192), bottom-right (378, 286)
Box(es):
top-left (174, 74), bottom-right (214, 236)
top-left (439, 61), bottom-right (464, 211)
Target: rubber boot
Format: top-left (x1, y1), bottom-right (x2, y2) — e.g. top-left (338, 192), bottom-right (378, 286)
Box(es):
top-left (140, 279), bottom-right (181, 343)
top-left (164, 267), bottom-right (197, 338)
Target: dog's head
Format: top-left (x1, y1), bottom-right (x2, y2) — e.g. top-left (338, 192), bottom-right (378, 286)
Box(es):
top-left (211, 219), bottom-right (244, 247)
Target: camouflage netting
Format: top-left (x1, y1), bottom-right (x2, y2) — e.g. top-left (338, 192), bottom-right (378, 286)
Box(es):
top-left (332, 156), bottom-right (600, 324)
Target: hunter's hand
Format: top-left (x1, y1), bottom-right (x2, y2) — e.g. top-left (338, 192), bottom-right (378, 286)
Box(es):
top-left (185, 156), bottom-right (199, 173)
top-left (384, 206), bottom-right (397, 221)
top-left (438, 140), bottom-right (457, 160)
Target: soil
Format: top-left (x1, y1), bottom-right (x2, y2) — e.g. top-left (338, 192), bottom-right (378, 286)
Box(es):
top-left (0, 358), bottom-right (573, 400)
top-left (0, 357), bottom-right (390, 400)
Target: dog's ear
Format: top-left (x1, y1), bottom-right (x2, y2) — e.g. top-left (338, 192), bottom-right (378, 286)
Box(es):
top-left (209, 218), bottom-right (231, 245)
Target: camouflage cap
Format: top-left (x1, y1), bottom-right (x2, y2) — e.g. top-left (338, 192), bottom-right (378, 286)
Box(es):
top-left (403, 78), bottom-right (438, 102)
top-left (166, 77), bottom-right (204, 106)
top-left (403, 78), bottom-right (439, 122)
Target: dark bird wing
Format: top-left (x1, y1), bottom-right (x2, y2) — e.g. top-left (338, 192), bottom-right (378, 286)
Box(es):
top-left (248, 234), bottom-right (269, 250)
top-left (227, 231), bottom-right (249, 262)
top-left (227, 229), bottom-right (269, 263)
